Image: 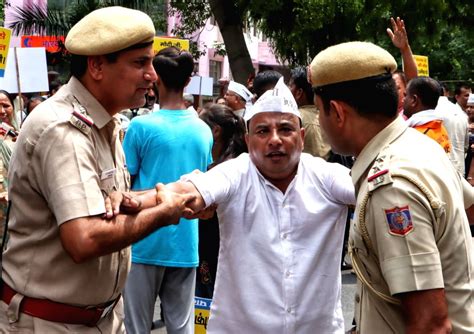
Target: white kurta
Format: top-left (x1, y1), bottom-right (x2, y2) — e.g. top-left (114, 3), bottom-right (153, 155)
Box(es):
top-left (188, 153), bottom-right (355, 333)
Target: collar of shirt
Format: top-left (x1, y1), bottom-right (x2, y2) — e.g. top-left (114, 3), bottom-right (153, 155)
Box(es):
top-left (253, 158), bottom-right (299, 195)
top-left (405, 109), bottom-right (441, 127)
top-left (351, 117), bottom-right (407, 191)
top-left (234, 108), bottom-right (245, 117)
top-left (299, 105), bottom-right (318, 114)
top-left (67, 76), bottom-right (112, 129)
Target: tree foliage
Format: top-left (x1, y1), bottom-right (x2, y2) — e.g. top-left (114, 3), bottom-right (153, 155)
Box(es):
top-left (7, 0), bottom-right (167, 37)
top-left (246, 0), bottom-right (473, 82)
top-left (7, 0), bottom-right (474, 83)
top-left (171, 0), bottom-right (473, 82)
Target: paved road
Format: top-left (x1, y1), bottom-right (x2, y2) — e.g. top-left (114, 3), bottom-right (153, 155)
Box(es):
top-left (151, 269), bottom-right (357, 333)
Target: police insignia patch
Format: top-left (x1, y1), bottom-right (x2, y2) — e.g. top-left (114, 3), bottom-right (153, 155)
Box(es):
top-left (384, 206), bottom-right (413, 236)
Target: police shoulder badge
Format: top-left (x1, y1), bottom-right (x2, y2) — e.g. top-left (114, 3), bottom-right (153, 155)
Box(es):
top-left (69, 110), bottom-right (93, 136)
top-left (384, 205), bottom-right (414, 236)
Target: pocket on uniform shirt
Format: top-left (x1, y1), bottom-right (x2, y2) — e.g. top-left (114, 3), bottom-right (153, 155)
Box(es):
top-left (99, 177), bottom-right (117, 197)
top-left (99, 167), bottom-right (118, 196)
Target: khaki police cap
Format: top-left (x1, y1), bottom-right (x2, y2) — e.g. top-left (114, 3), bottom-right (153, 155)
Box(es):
top-left (309, 41), bottom-right (397, 87)
top-left (65, 6), bottom-right (155, 56)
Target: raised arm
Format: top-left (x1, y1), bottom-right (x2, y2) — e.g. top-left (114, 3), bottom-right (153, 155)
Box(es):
top-left (387, 17), bottom-right (418, 81)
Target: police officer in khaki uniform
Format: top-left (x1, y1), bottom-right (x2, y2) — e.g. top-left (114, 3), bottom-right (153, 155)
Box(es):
top-left (0, 7), bottom-right (193, 333)
top-left (309, 42), bottom-right (474, 333)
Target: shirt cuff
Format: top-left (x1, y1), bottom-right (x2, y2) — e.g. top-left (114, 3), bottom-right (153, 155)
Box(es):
top-left (381, 251), bottom-right (444, 295)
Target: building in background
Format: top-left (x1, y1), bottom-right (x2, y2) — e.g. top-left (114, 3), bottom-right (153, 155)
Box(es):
top-left (4, 0), bottom-right (286, 99)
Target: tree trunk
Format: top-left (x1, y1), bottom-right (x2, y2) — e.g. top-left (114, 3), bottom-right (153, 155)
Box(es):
top-left (209, 0), bottom-right (254, 85)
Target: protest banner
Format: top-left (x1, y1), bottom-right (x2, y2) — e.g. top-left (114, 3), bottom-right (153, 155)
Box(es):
top-left (413, 55), bottom-right (429, 76)
top-left (185, 76), bottom-right (214, 96)
top-left (0, 28), bottom-right (12, 77)
top-left (194, 297), bottom-right (212, 334)
top-left (0, 47), bottom-right (49, 93)
top-left (153, 37), bottom-right (189, 54)
top-left (21, 35), bottom-right (65, 53)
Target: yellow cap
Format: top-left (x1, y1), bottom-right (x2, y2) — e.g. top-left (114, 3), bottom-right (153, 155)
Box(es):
top-left (309, 41), bottom-right (397, 87)
top-left (65, 6), bottom-right (155, 56)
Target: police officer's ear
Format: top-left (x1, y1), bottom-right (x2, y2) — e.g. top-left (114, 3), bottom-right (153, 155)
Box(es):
top-left (87, 56), bottom-right (105, 81)
top-left (329, 100), bottom-right (350, 128)
top-left (294, 87), bottom-right (304, 102)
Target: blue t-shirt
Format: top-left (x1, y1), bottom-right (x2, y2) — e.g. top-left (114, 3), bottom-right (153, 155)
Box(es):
top-left (123, 109), bottom-right (213, 267)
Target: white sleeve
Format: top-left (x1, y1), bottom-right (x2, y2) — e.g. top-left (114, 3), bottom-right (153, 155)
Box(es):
top-left (185, 158), bottom-right (240, 207)
top-left (326, 162), bottom-right (356, 206)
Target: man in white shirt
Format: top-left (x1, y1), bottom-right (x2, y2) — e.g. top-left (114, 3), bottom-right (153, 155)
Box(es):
top-left (436, 83), bottom-right (469, 175)
top-left (224, 80), bottom-right (253, 117)
top-left (455, 84), bottom-right (472, 113)
top-left (137, 78), bottom-right (355, 333)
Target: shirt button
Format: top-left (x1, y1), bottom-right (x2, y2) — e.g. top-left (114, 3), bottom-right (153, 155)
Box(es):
top-left (285, 271), bottom-right (291, 278)
top-left (355, 294), bottom-right (360, 303)
top-left (281, 233), bottom-right (287, 240)
top-left (286, 307), bottom-right (292, 313)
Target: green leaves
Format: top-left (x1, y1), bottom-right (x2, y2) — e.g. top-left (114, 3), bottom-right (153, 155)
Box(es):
top-left (7, 0), bottom-right (168, 37)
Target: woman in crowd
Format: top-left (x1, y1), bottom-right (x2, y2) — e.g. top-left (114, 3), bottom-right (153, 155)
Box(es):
top-left (0, 90), bottom-right (18, 169)
top-left (196, 103), bottom-right (247, 298)
top-left (25, 95), bottom-right (46, 116)
top-left (0, 90), bottom-right (17, 244)
top-left (0, 90), bottom-right (16, 132)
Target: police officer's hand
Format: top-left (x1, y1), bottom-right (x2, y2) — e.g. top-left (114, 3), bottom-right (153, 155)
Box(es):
top-left (155, 183), bottom-right (196, 224)
top-left (103, 191), bottom-right (141, 219)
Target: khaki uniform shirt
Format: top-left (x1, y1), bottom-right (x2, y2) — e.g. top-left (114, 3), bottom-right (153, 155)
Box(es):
top-left (299, 105), bottom-right (331, 160)
top-left (2, 77), bottom-right (131, 306)
top-left (350, 117), bottom-right (474, 333)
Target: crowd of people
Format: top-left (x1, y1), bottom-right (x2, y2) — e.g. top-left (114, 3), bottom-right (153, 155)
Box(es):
top-left (0, 6), bottom-right (472, 334)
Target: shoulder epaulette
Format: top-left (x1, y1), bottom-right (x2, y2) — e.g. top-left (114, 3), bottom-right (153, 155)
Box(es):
top-left (367, 150), bottom-right (393, 192)
top-left (69, 102), bottom-right (93, 136)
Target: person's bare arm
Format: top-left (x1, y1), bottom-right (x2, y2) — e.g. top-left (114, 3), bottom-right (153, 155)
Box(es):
top-left (398, 288), bottom-right (452, 334)
top-left (60, 184), bottom-right (195, 263)
top-left (387, 17), bottom-right (418, 81)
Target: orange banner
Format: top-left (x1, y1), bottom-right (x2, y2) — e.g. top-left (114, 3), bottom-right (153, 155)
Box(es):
top-left (21, 36), bottom-right (65, 53)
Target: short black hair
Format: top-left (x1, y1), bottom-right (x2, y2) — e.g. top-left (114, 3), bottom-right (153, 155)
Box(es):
top-left (455, 83), bottom-right (471, 95)
top-left (437, 80), bottom-right (447, 95)
top-left (314, 74), bottom-right (398, 119)
top-left (253, 70), bottom-right (282, 98)
top-left (406, 77), bottom-right (441, 110)
top-left (153, 47), bottom-right (194, 92)
top-left (290, 67), bottom-right (313, 102)
top-left (70, 54), bottom-right (88, 79)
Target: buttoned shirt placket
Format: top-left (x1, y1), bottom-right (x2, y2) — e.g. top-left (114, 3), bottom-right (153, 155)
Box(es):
top-left (264, 177), bottom-right (297, 334)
